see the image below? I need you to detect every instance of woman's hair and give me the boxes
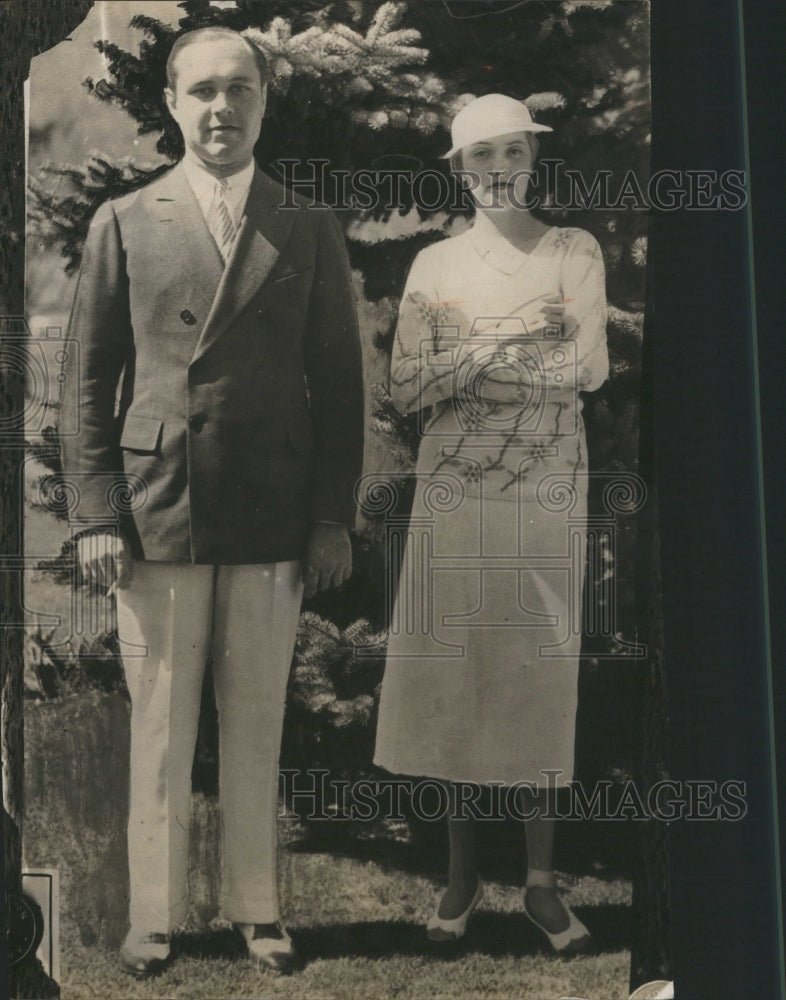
[166,27,269,91]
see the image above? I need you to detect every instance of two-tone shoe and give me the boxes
[119,929,171,978]
[426,877,484,942]
[522,887,590,954]
[234,921,298,973]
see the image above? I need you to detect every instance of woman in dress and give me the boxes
[374,94,609,953]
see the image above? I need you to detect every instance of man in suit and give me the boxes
[60,26,364,976]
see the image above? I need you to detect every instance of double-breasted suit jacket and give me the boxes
[61,163,364,564]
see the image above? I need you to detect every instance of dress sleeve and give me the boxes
[389,247,460,415]
[560,229,609,392]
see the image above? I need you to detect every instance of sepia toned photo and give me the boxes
[6,1,682,997]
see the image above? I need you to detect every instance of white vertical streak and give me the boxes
[99,0,110,71]
[24,75,29,220]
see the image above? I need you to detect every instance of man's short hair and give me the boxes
[166,27,268,91]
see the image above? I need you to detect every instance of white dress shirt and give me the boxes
[182,153,254,228]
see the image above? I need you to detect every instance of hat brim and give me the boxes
[441,123,553,159]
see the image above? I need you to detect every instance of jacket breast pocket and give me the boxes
[270,264,313,285]
[119,413,163,454]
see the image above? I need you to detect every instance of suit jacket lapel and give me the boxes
[191,166,296,363]
[149,164,225,307]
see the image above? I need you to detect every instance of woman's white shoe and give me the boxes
[522,887,590,954]
[426,877,484,942]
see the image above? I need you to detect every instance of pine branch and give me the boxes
[368,382,421,467]
[29,157,172,271]
[128,14,177,46]
[345,229,448,301]
[242,5,429,102]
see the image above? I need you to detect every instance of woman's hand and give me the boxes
[538,294,566,335]
[490,295,567,343]
[76,531,133,594]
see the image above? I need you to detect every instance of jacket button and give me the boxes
[181,309,197,325]
[189,414,206,432]
[257,307,264,319]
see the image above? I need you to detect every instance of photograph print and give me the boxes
[7,1,680,998]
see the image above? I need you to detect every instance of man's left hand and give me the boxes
[303,523,352,598]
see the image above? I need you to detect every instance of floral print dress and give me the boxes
[374,211,609,786]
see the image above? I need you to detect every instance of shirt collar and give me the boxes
[182,153,255,224]
[469,210,542,276]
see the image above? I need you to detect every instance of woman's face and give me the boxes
[459,130,537,210]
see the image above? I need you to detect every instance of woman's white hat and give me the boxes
[442,94,552,159]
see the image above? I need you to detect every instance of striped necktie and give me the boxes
[206,178,237,263]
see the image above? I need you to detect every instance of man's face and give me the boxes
[165,37,266,176]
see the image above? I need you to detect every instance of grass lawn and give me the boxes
[22,508,636,999]
[49,821,632,1000]
[22,667,635,1000]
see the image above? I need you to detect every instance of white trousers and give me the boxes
[115,560,303,931]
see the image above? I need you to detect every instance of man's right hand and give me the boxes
[76,532,133,593]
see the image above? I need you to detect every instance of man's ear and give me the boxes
[164,86,176,115]
[260,83,268,118]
